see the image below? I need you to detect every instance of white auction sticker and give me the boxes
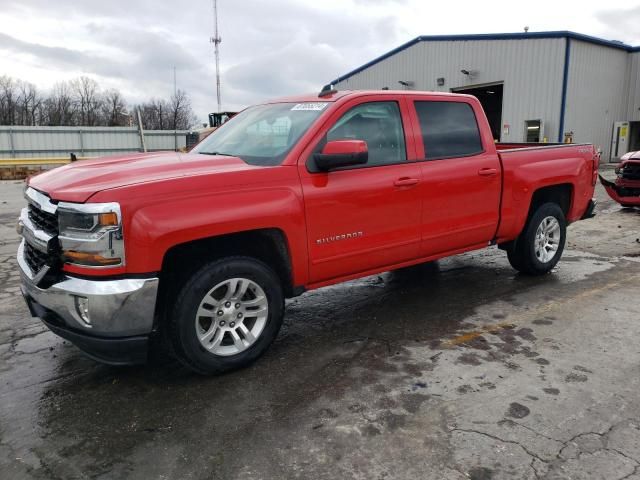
[291,102,329,111]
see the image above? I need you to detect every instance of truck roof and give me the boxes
[263,90,473,104]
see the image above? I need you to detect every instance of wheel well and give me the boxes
[158,229,294,308]
[528,184,573,219]
[499,183,573,252]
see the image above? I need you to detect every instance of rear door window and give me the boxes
[414,101,483,160]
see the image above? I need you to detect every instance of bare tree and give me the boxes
[102,89,128,126]
[44,81,76,126]
[134,98,171,130]
[72,76,102,126]
[0,75,201,128]
[169,89,197,130]
[16,80,41,126]
[0,76,18,125]
[152,98,169,130]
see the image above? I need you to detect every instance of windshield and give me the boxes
[193,102,329,166]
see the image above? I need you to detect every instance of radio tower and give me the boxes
[210,0,222,112]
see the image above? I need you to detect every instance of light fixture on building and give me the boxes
[398,80,414,89]
[437,77,445,86]
[460,69,478,80]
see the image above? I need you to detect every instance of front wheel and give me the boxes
[507,202,567,275]
[169,256,284,374]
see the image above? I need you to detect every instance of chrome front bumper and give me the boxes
[18,240,159,338]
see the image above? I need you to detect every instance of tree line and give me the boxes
[0,75,198,130]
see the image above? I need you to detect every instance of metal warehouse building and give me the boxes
[330,31,640,162]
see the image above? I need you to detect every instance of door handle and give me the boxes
[478,168,498,177]
[394,177,420,187]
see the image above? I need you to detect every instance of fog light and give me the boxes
[74,296,91,326]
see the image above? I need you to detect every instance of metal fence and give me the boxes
[0,126,190,159]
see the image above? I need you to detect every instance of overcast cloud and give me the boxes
[1,0,639,124]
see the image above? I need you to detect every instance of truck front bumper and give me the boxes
[18,241,159,365]
[599,175,640,207]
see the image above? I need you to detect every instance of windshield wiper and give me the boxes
[199,151,235,156]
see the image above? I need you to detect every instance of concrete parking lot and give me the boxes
[1,173,639,480]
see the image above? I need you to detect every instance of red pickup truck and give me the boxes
[17,90,598,374]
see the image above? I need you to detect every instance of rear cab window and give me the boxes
[414,101,484,160]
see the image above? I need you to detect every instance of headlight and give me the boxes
[57,202,124,267]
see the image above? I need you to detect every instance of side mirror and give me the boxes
[314,140,368,171]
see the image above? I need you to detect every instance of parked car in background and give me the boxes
[600,151,640,207]
[17,90,599,374]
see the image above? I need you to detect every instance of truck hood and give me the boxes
[28,152,259,203]
[620,151,640,162]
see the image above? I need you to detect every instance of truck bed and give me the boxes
[496,142,590,152]
[494,142,598,242]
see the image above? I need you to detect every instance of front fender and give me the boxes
[126,187,308,284]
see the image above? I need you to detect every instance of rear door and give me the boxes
[407,97,502,255]
[298,97,423,284]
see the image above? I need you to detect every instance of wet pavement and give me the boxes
[1,174,640,479]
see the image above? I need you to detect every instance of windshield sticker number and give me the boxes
[291,102,329,111]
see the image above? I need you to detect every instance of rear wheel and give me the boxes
[507,203,566,275]
[169,256,284,374]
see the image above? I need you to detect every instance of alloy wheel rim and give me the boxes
[534,216,561,263]
[195,278,268,356]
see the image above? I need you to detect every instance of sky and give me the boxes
[1,0,639,125]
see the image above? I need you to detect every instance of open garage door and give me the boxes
[452,83,503,142]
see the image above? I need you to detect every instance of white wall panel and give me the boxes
[334,37,636,160]
[564,40,629,158]
[335,38,566,143]
[626,52,640,122]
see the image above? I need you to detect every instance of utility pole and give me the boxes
[136,108,147,153]
[173,65,177,151]
[210,0,222,113]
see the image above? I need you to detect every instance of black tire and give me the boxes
[507,202,567,276]
[169,256,284,375]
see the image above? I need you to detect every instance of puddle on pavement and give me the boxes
[556,250,616,281]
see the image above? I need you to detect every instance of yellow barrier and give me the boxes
[0,157,96,167]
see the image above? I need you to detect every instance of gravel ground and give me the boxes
[1,172,640,480]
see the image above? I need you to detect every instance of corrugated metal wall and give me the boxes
[0,126,189,159]
[564,40,629,158]
[335,38,567,143]
[334,37,640,160]
[626,52,640,122]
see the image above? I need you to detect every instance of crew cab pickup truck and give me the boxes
[599,150,640,207]
[17,90,599,374]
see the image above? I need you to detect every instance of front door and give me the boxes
[298,98,423,284]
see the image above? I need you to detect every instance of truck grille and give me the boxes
[28,204,58,236]
[24,242,49,274]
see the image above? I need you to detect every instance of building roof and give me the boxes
[330,31,640,85]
